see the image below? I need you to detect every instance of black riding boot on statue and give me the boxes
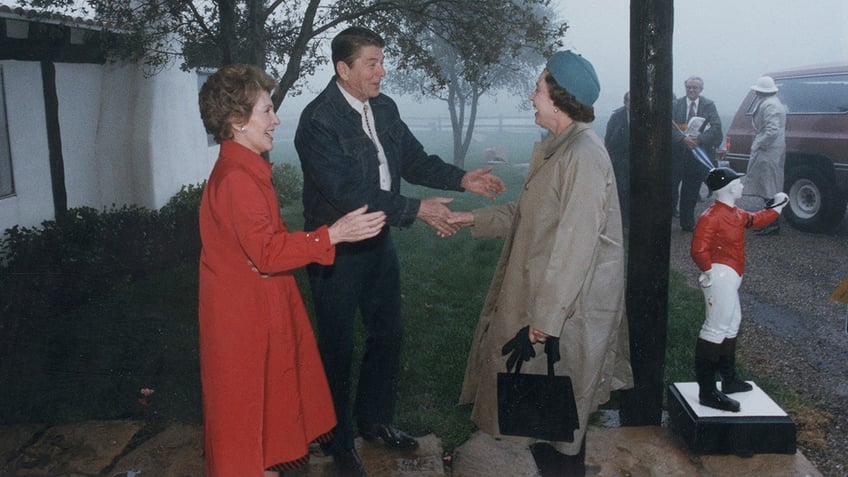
[718,338,753,394]
[695,338,740,412]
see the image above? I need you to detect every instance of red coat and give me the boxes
[198,141,336,476]
[690,200,778,275]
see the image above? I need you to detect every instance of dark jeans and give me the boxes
[308,229,403,453]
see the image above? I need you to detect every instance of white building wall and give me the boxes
[0,59,218,233]
[94,62,145,208]
[0,61,54,229]
[123,63,214,209]
[55,63,110,209]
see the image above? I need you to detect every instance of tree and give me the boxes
[20,0,559,118]
[379,1,566,167]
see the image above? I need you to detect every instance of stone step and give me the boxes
[0,420,821,476]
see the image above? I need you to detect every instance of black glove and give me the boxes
[765,194,789,209]
[501,325,536,372]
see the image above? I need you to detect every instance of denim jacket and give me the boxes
[295,79,466,230]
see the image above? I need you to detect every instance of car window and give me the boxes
[771,73,848,114]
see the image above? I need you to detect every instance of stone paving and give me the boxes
[0,417,821,476]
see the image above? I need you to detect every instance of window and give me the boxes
[0,67,14,198]
[776,73,848,114]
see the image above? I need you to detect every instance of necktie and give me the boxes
[687,101,696,122]
[363,104,377,145]
[363,104,390,191]
[363,104,385,167]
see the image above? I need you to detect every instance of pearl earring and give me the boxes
[554,108,559,113]
[239,126,246,133]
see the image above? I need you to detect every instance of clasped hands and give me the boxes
[417,167,504,237]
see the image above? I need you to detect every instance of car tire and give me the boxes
[783,165,847,233]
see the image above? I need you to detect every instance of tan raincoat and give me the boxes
[459,122,634,455]
[745,94,786,199]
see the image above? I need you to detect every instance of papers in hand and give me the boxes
[685,116,706,136]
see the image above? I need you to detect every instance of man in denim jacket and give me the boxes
[295,26,504,476]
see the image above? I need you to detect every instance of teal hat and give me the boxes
[546,51,600,106]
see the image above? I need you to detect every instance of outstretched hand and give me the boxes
[418,197,460,237]
[461,167,505,200]
[327,205,386,245]
[447,211,474,228]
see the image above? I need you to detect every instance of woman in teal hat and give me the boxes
[453,51,634,476]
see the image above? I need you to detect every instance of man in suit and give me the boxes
[295,26,504,476]
[672,76,723,231]
[605,91,631,227]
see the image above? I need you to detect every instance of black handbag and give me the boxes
[497,336,579,442]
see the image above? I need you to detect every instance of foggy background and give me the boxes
[282,1,848,138]
[560,0,848,119]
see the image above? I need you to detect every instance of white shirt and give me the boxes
[337,82,390,191]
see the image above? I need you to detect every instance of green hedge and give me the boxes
[0,184,203,318]
[0,162,302,322]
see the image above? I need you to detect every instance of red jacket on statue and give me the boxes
[690,201,778,276]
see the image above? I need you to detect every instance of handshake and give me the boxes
[417,198,475,237]
[417,167,505,237]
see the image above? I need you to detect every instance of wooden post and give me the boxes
[41,60,67,218]
[619,0,674,426]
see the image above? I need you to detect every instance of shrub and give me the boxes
[0,183,206,341]
[272,162,302,208]
[155,182,205,269]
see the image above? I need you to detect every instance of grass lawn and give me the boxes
[0,128,810,452]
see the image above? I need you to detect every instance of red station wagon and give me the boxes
[724,63,848,233]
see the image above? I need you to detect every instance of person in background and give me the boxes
[197,64,386,477]
[452,50,633,477]
[604,91,631,227]
[744,75,787,236]
[294,26,504,476]
[690,167,787,412]
[672,76,723,231]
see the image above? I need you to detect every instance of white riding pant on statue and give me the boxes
[698,263,742,344]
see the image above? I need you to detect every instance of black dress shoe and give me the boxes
[332,449,367,477]
[721,378,754,394]
[358,422,419,450]
[699,389,741,412]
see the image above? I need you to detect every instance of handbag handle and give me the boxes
[511,337,561,376]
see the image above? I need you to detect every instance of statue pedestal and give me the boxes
[667,382,796,455]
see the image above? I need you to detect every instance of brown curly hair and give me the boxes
[544,70,595,123]
[198,64,277,143]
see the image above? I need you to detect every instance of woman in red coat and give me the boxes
[197,64,385,476]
